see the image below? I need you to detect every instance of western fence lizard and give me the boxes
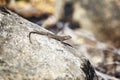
[29,31,72,46]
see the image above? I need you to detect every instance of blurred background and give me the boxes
[0,0,120,79]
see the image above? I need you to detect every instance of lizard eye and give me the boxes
[66,36,71,39]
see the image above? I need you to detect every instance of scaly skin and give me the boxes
[29,31,71,43]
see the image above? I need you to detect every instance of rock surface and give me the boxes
[0,8,98,80]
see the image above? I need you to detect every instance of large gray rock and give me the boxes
[0,8,98,80]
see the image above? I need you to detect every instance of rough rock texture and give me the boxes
[0,8,98,80]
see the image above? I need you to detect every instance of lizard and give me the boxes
[29,31,72,46]
[0,6,11,15]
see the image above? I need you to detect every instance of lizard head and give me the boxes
[63,35,72,40]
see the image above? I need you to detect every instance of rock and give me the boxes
[55,0,120,48]
[0,8,98,80]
